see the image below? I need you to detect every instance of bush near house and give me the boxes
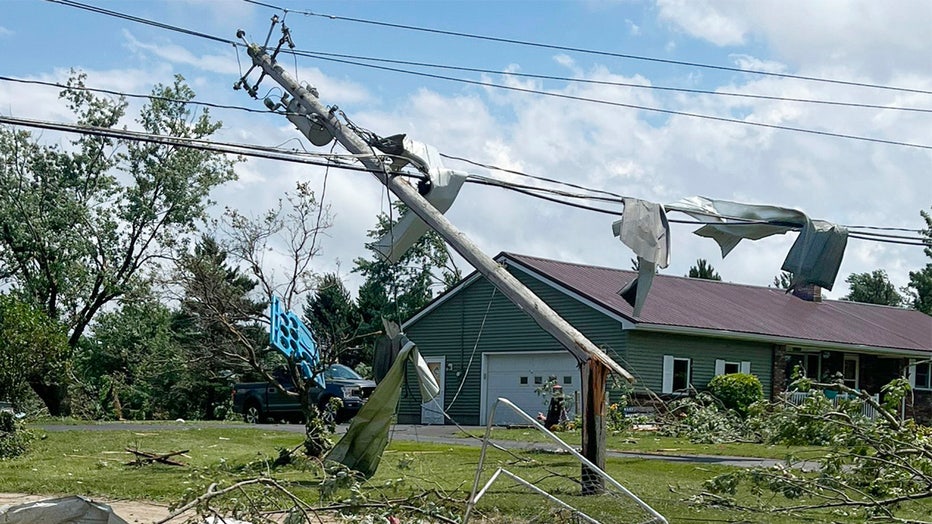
[707,373,763,417]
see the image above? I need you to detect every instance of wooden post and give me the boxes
[580,358,608,494]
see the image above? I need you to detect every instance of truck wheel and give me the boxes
[244,401,264,424]
[317,396,336,425]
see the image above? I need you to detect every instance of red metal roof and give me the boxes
[503,253,932,354]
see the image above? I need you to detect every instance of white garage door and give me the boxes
[483,352,580,426]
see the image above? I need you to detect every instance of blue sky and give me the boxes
[2,0,931,301]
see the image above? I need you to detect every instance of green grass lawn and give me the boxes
[2,426,929,523]
[470,427,823,461]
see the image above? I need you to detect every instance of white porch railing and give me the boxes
[784,390,881,420]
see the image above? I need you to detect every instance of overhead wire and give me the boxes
[1,74,924,238]
[292,50,932,115]
[0,114,388,174]
[0,76,287,117]
[43,0,932,153]
[26,1,932,246]
[243,0,932,97]
[293,52,932,152]
[2,113,928,248]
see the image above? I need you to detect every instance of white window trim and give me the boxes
[843,354,860,389]
[910,359,932,390]
[662,355,691,394]
[714,359,751,376]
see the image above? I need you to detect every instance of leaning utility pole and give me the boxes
[245,42,633,494]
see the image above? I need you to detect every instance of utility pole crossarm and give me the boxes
[247,45,633,383]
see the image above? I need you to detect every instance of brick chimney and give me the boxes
[792,283,822,302]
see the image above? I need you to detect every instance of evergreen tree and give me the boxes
[303,273,365,368]
[354,204,461,348]
[686,259,722,280]
[772,270,793,289]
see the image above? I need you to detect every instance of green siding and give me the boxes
[399,264,774,424]
[400,269,627,424]
[625,330,773,396]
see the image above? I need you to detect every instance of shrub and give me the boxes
[0,411,35,459]
[706,373,763,417]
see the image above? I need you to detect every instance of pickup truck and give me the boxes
[232,364,376,424]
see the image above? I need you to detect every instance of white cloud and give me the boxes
[0,26,13,38]
[122,30,241,76]
[655,0,932,79]
[656,0,749,46]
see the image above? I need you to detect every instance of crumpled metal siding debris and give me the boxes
[0,495,129,524]
[326,329,439,478]
[612,198,670,316]
[614,196,849,315]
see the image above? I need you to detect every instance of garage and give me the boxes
[481,351,581,425]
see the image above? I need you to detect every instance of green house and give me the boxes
[397,253,932,426]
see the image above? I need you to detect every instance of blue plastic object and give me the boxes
[269,296,323,385]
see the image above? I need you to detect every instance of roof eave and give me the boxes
[634,323,931,357]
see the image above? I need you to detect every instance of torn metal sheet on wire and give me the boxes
[371,137,467,263]
[326,320,440,478]
[667,196,848,291]
[613,196,848,316]
[612,198,670,317]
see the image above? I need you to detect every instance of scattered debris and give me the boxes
[125,448,188,467]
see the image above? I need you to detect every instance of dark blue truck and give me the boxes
[232,364,376,423]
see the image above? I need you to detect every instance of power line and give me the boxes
[2,114,927,248]
[298,53,932,152]
[0,114,381,173]
[244,0,932,97]
[294,50,932,115]
[0,76,280,116]
[46,0,236,45]
[46,0,932,152]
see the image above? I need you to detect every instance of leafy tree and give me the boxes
[771,270,793,289]
[0,295,68,409]
[354,204,461,350]
[843,269,903,306]
[686,259,721,280]
[0,73,236,415]
[303,273,367,369]
[906,208,932,315]
[177,185,335,456]
[74,294,184,420]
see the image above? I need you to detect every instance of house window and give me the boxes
[519,376,528,385]
[715,359,751,376]
[786,352,821,380]
[911,360,931,390]
[563,376,572,385]
[843,355,859,389]
[662,355,691,394]
[534,376,543,385]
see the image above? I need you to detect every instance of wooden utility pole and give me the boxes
[246,44,633,492]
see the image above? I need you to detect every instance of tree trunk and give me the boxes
[29,381,71,417]
[580,359,608,495]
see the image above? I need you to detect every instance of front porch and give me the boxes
[772,345,930,424]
